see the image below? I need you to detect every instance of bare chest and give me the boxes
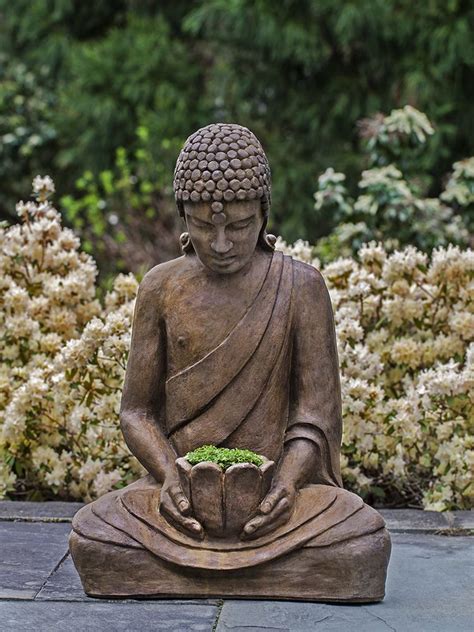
[164,278,257,374]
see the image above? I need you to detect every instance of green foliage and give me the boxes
[0,57,57,218]
[441,157,474,234]
[358,106,436,175]
[185,445,264,470]
[54,13,206,177]
[1,0,473,247]
[184,0,474,241]
[60,126,181,280]
[0,2,208,220]
[313,107,471,262]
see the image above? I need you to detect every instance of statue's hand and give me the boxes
[241,478,297,540]
[159,476,203,540]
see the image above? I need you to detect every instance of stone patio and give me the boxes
[0,502,472,631]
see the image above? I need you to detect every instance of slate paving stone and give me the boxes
[450,510,474,531]
[216,533,474,632]
[0,501,84,522]
[36,552,220,606]
[378,509,449,533]
[0,601,219,632]
[0,522,70,599]
[35,553,94,602]
[1,507,472,630]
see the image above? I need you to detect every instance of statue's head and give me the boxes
[173,123,275,274]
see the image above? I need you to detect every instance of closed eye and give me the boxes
[190,217,211,228]
[229,219,253,230]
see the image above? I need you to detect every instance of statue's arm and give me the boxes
[119,269,175,481]
[285,262,343,487]
[120,268,203,537]
[243,262,342,539]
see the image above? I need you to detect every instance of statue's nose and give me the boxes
[211,229,233,254]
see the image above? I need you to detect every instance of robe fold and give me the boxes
[72,474,386,571]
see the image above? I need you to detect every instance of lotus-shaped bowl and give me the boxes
[175,456,274,538]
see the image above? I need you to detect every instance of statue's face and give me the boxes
[184,199,264,274]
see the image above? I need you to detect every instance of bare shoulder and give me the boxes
[291,258,328,294]
[287,258,334,319]
[139,255,197,294]
[136,255,200,312]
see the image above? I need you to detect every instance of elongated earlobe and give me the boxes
[264,233,277,249]
[179,232,194,254]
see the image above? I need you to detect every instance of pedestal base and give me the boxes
[70,527,391,603]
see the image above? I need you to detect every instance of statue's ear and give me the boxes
[260,231,276,251]
[258,216,276,252]
[179,203,194,254]
[257,198,275,251]
[180,232,194,254]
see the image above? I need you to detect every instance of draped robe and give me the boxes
[165,250,341,485]
[71,251,388,577]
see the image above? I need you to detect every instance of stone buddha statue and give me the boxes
[70,123,391,601]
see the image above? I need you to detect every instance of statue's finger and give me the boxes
[259,486,285,514]
[241,502,290,540]
[245,509,290,539]
[182,517,204,537]
[161,502,203,539]
[169,485,191,515]
[269,497,289,519]
[257,497,289,525]
[243,515,263,535]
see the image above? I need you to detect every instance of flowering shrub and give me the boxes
[277,238,473,511]
[0,180,143,500]
[1,180,472,510]
[314,106,472,261]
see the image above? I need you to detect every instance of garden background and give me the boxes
[0,1,472,511]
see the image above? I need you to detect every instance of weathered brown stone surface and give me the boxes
[70,528,390,602]
[70,123,391,601]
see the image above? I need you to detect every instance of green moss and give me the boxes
[185,445,264,470]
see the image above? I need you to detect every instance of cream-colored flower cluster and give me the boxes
[0,180,143,500]
[274,236,321,269]
[279,240,473,511]
[1,179,472,510]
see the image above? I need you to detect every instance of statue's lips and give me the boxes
[211,255,238,265]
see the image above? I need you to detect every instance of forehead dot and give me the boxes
[211,211,226,225]
[211,201,224,214]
